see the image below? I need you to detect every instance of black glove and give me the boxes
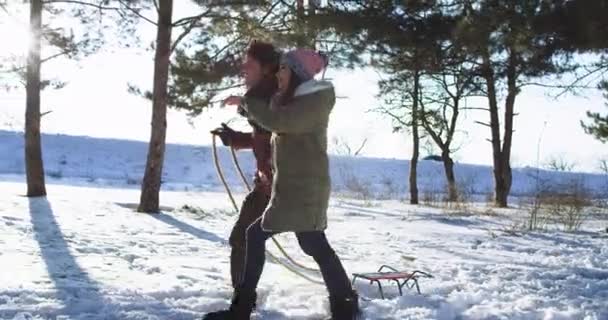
[237,105,248,118]
[210,123,235,147]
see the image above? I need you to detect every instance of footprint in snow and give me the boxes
[121,253,139,264]
[2,216,22,222]
[471,239,483,249]
[146,266,162,274]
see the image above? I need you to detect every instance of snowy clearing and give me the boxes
[1,180,607,320]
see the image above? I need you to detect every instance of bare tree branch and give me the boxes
[209,35,247,61]
[461,107,491,112]
[259,0,283,24]
[172,9,211,27]
[521,64,607,98]
[521,81,593,90]
[206,83,244,92]
[354,138,368,156]
[377,106,408,127]
[475,120,491,127]
[170,10,211,54]
[44,0,120,10]
[198,1,286,62]
[117,0,157,26]
[2,49,72,73]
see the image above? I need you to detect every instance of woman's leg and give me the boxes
[295,231,352,296]
[296,231,359,319]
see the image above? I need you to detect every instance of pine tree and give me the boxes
[151,0,335,119]
[453,1,579,207]
[311,1,454,203]
[137,0,174,213]
[25,0,46,197]
[133,1,279,212]
[418,63,478,202]
[2,0,128,197]
[582,81,608,143]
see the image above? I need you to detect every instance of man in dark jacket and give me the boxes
[211,40,279,288]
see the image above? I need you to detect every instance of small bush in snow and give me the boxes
[443,198,471,214]
[484,192,494,206]
[543,180,591,232]
[502,220,526,236]
[545,155,577,172]
[525,177,593,232]
[421,188,442,207]
[598,159,608,204]
[48,170,63,179]
[455,172,479,204]
[125,175,140,185]
[337,164,372,201]
[445,182,473,213]
[526,194,550,231]
[180,204,209,218]
[380,176,398,199]
[345,175,372,201]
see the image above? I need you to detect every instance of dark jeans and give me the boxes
[239,217,352,297]
[229,187,270,288]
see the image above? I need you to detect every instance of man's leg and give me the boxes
[229,188,269,288]
[203,210,273,320]
[239,217,275,292]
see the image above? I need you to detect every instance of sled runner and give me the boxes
[351,265,433,299]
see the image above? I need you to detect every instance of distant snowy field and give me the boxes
[1,130,607,199]
[1,130,607,320]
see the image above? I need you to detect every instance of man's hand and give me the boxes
[210,123,235,147]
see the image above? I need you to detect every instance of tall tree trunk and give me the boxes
[445,94,460,202]
[482,54,508,208]
[409,70,420,204]
[500,50,518,207]
[138,0,173,213]
[442,150,458,202]
[295,0,307,47]
[25,0,46,197]
[294,0,316,48]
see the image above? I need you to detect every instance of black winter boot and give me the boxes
[327,290,360,320]
[203,289,256,320]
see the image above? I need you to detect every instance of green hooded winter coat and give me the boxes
[240,79,335,232]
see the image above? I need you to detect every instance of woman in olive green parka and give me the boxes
[243,75,334,233]
[203,49,359,320]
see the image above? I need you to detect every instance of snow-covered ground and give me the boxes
[1,180,607,320]
[1,130,608,320]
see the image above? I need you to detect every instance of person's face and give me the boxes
[276,64,292,93]
[241,54,263,89]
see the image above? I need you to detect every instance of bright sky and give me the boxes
[1,3,607,173]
